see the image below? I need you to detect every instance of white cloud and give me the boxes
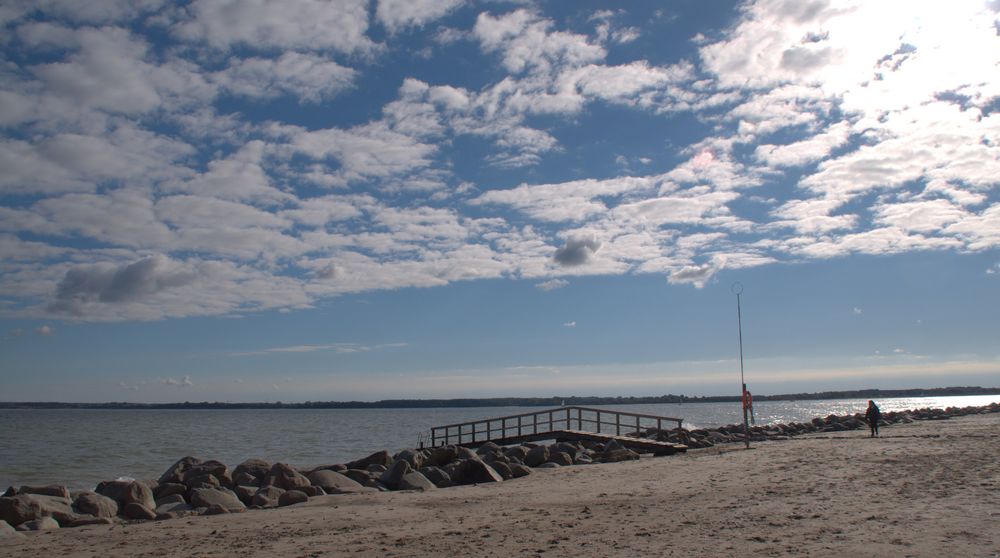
[853,307,863,315]
[535,278,568,291]
[562,321,576,327]
[173,0,376,54]
[376,0,463,33]
[214,52,357,103]
[35,325,54,335]
[553,233,602,266]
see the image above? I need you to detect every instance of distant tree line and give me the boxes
[2,386,998,410]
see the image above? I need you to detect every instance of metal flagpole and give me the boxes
[732,282,750,449]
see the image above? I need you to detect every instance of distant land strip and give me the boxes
[2,386,999,410]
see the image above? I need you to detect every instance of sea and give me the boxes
[3,394,999,491]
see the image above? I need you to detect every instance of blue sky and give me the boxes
[1,0,998,403]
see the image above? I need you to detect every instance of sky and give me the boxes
[0,0,998,403]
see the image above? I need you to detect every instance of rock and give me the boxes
[74,492,119,518]
[233,485,258,506]
[425,446,459,467]
[394,449,425,470]
[19,485,70,499]
[0,520,22,538]
[574,453,594,465]
[183,474,220,490]
[96,481,155,511]
[524,446,549,467]
[154,494,186,507]
[346,450,392,470]
[509,464,532,478]
[379,460,413,490]
[417,467,453,488]
[153,483,187,500]
[264,463,311,491]
[232,459,270,486]
[182,460,231,488]
[67,516,115,527]
[299,486,325,497]
[489,461,513,480]
[1,487,15,498]
[476,442,502,456]
[154,501,193,515]
[342,469,373,485]
[366,464,387,474]
[188,488,245,513]
[0,494,75,526]
[277,490,309,507]
[536,462,561,468]
[553,442,581,459]
[122,503,157,521]
[503,446,529,463]
[158,456,202,485]
[459,459,504,485]
[204,504,230,515]
[547,451,574,467]
[307,470,366,494]
[21,517,59,531]
[398,472,436,491]
[601,448,640,463]
[456,447,479,460]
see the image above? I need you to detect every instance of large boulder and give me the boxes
[264,463,311,491]
[277,490,308,507]
[0,520,23,538]
[0,494,75,526]
[342,469,373,485]
[509,464,532,478]
[418,467,453,488]
[379,460,413,490]
[122,503,157,521]
[524,446,549,467]
[489,461,513,480]
[425,446,458,467]
[398,472,436,491]
[393,449,425,470]
[546,452,574,467]
[450,459,503,485]
[307,470,367,494]
[233,485,258,506]
[74,492,119,518]
[182,460,231,488]
[251,486,284,508]
[232,459,271,487]
[346,450,392,470]
[19,485,70,499]
[188,488,245,513]
[153,483,187,500]
[158,456,202,485]
[96,481,155,511]
[503,445,529,463]
[21,516,60,531]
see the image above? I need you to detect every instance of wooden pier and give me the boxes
[429,406,688,455]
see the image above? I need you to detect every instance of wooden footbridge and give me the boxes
[428,406,688,456]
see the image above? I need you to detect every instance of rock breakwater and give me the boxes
[2,402,997,534]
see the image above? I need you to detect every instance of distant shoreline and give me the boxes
[2,386,998,410]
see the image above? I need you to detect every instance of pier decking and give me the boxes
[429,406,688,455]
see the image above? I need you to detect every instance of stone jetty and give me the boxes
[1,401,998,534]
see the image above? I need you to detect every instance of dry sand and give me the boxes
[5,412,999,557]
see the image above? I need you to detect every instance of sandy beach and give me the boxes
[4,412,999,557]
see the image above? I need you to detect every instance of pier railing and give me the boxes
[429,406,683,447]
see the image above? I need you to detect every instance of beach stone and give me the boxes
[366,464,388,473]
[68,516,115,527]
[456,446,479,460]
[21,516,60,531]
[425,446,459,467]
[1,487,15,498]
[503,446,529,462]
[460,459,504,485]
[379,460,413,490]
[182,460,231,488]
[476,442,502,455]
[574,453,594,465]
[398,472,436,491]
[347,450,392,470]
[394,449,426,470]
[188,488,245,512]
[232,459,270,485]
[233,472,259,487]
[536,462,561,468]
[183,474,220,490]
[264,463,311,491]
[19,485,70,499]
[154,494,186,507]
[277,490,309,507]
[547,451,574,467]
[0,494,75,526]
[74,492,119,518]
[489,461,513,480]
[509,464,532,478]
[96,480,155,511]
[342,469,373,485]
[123,503,157,521]
[233,485,258,505]
[154,501,193,515]
[554,442,581,459]
[299,486,325,497]
[158,456,202,485]
[0,520,22,538]
[601,448,640,462]
[204,504,231,515]
[153,483,187,500]
[418,467,453,488]
[307,470,366,494]
[524,446,549,467]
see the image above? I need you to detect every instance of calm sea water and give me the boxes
[3,395,998,490]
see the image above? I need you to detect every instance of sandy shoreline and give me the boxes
[4,412,999,557]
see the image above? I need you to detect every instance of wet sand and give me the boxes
[5,412,999,557]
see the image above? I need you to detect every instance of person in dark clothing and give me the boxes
[865,400,881,437]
